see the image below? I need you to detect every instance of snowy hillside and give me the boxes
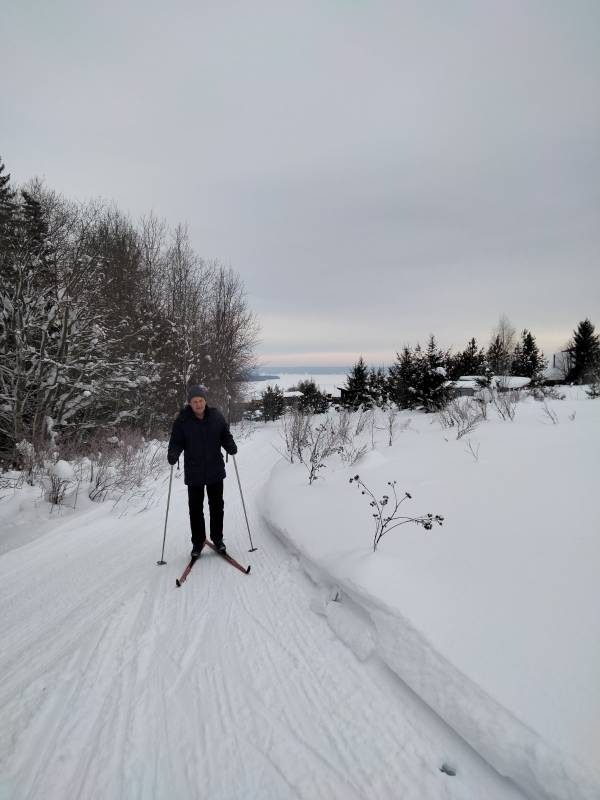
[0,387,598,800]
[260,386,600,800]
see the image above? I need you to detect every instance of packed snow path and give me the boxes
[0,434,526,800]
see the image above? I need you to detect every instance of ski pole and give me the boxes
[232,454,257,552]
[226,394,231,463]
[157,464,174,565]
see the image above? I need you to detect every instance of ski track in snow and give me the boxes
[0,433,527,800]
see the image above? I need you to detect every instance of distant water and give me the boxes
[245,368,350,399]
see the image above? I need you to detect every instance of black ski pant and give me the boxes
[187,481,224,548]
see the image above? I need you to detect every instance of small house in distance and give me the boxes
[448,377,480,397]
[447,376,531,398]
[283,390,303,409]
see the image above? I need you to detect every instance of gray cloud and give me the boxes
[2,0,599,364]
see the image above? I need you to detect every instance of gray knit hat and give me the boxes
[187,384,208,402]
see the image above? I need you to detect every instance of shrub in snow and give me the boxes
[279,408,312,464]
[493,389,520,421]
[530,386,566,401]
[45,459,77,506]
[87,436,165,503]
[383,404,400,447]
[464,438,480,462]
[338,440,368,466]
[281,409,372,474]
[540,402,559,425]
[438,399,484,439]
[16,440,36,483]
[51,459,76,482]
[349,475,444,552]
[305,422,340,485]
[585,373,600,399]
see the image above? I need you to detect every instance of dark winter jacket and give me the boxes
[167,405,237,486]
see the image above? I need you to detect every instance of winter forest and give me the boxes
[0,155,259,465]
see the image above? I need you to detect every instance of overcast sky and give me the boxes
[2,0,599,366]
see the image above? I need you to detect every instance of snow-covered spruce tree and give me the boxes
[449,337,486,379]
[567,319,600,385]
[486,335,504,375]
[0,156,17,253]
[387,346,419,409]
[343,357,372,409]
[511,329,547,384]
[411,335,452,411]
[261,384,284,421]
[367,367,388,407]
[387,339,451,411]
[295,379,329,414]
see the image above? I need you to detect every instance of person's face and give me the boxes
[190,396,206,416]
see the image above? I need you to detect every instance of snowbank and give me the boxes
[258,391,600,800]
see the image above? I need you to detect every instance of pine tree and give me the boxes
[296,379,329,414]
[387,346,418,408]
[261,384,284,421]
[343,357,371,408]
[20,190,48,253]
[367,367,388,407]
[0,156,17,263]
[512,329,547,383]
[568,319,600,384]
[413,335,451,411]
[0,157,15,223]
[452,337,486,378]
[387,339,450,411]
[487,335,508,375]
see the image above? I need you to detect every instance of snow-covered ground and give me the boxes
[259,386,600,800]
[0,386,597,799]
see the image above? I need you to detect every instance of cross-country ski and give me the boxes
[175,554,201,587]
[204,539,251,574]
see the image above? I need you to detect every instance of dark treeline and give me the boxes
[0,157,258,462]
[340,315,599,412]
[259,318,598,421]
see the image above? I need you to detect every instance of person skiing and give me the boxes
[167,385,238,558]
